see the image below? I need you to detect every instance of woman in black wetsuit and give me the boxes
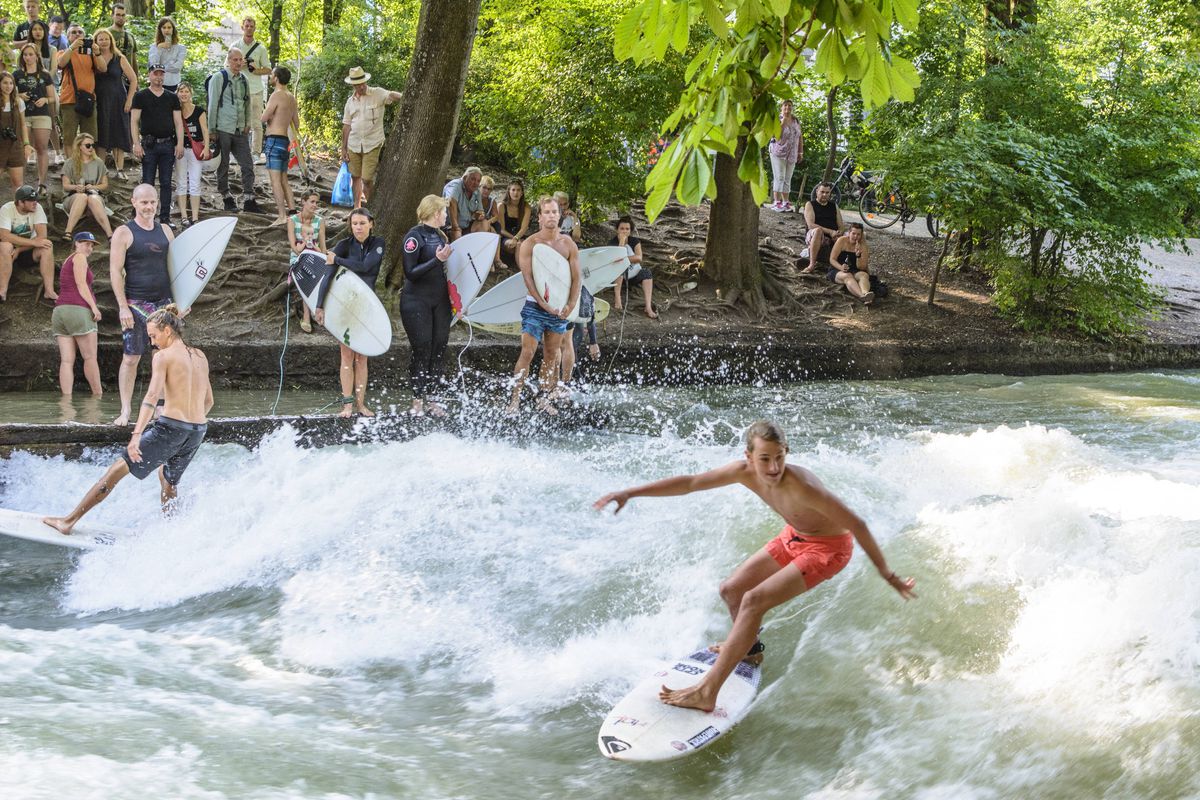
[315,207,385,417]
[399,194,454,416]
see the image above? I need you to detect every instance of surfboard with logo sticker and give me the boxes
[442,231,497,323]
[291,249,391,356]
[167,216,237,313]
[597,648,761,762]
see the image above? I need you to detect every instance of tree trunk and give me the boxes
[822,86,839,182]
[127,0,151,18]
[164,0,175,16]
[268,0,283,65]
[375,0,483,291]
[703,138,763,310]
[322,0,345,40]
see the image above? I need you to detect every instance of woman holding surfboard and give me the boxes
[316,207,384,418]
[399,194,454,416]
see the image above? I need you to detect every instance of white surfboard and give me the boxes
[578,247,631,293]
[623,244,641,279]
[597,648,762,762]
[472,298,609,336]
[445,231,498,323]
[0,508,126,551]
[290,249,392,356]
[532,243,580,322]
[462,272,527,325]
[167,216,238,312]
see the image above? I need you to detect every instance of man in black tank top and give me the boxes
[801,181,843,273]
[109,184,176,425]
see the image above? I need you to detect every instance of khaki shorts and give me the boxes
[26,115,52,131]
[348,146,382,182]
[52,304,97,337]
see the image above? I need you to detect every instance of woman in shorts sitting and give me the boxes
[51,232,103,396]
[61,133,113,239]
[827,223,874,304]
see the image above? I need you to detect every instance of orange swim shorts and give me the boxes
[765,526,854,590]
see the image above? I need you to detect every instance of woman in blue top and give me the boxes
[399,194,454,416]
[315,207,384,417]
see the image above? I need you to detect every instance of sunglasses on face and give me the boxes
[80,142,94,149]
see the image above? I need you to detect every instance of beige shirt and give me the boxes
[342,86,390,153]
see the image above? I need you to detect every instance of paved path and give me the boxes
[839,209,1199,311]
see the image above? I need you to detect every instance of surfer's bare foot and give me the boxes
[643,307,658,319]
[708,640,765,666]
[356,406,375,417]
[659,682,717,713]
[427,401,447,418]
[113,411,130,426]
[269,216,287,227]
[536,397,559,416]
[504,397,520,416]
[408,400,425,416]
[42,516,76,536]
[337,404,353,418]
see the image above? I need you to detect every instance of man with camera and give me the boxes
[0,185,55,303]
[57,22,99,153]
[131,63,183,228]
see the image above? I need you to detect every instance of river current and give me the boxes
[2,372,1198,799]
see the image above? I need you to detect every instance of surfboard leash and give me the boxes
[271,289,291,416]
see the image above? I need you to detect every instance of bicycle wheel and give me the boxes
[926,214,941,238]
[859,187,904,229]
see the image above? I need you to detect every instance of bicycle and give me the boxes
[818,156,941,237]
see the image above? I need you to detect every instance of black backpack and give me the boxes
[205,69,231,114]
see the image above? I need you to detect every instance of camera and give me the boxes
[81,36,93,54]
[1,127,18,142]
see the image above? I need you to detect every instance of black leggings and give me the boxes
[400,291,451,399]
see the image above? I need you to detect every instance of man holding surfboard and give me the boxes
[594,420,916,713]
[506,196,581,415]
[43,304,212,537]
[111,184,175,426]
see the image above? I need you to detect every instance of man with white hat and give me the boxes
[340,66,401,207]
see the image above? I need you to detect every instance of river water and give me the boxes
[2,372,1198,799]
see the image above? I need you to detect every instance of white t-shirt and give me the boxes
[0,201,47,238]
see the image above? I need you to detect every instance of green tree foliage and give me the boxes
[462,0,684,213]
[615,0,921,220]
[862,0,1199,337]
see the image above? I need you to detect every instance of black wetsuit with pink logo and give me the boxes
[399,223,451,400]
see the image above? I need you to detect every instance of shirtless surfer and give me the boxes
[261,65,300,226]
[43,305,213,535]
[505,196,581,416]
[593,420,916,712]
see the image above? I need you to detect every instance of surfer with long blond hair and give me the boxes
[43,304,212,536]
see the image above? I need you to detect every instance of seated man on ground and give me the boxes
[443,166,487,241]
[800,181,843,274]
[0,184,55,301]
[827,222,874,304]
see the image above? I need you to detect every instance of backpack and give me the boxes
[205,69,231,116]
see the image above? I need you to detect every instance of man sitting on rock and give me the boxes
[800,181,843,274]
[0,184,55,302]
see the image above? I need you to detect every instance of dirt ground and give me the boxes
[0,157,1196,386]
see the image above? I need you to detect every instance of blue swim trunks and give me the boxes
[264,134,289,171]
[520,300,568,342]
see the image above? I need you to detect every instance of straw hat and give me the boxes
[344,66,371,85]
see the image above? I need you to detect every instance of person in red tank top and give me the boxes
[51,231,102,395]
